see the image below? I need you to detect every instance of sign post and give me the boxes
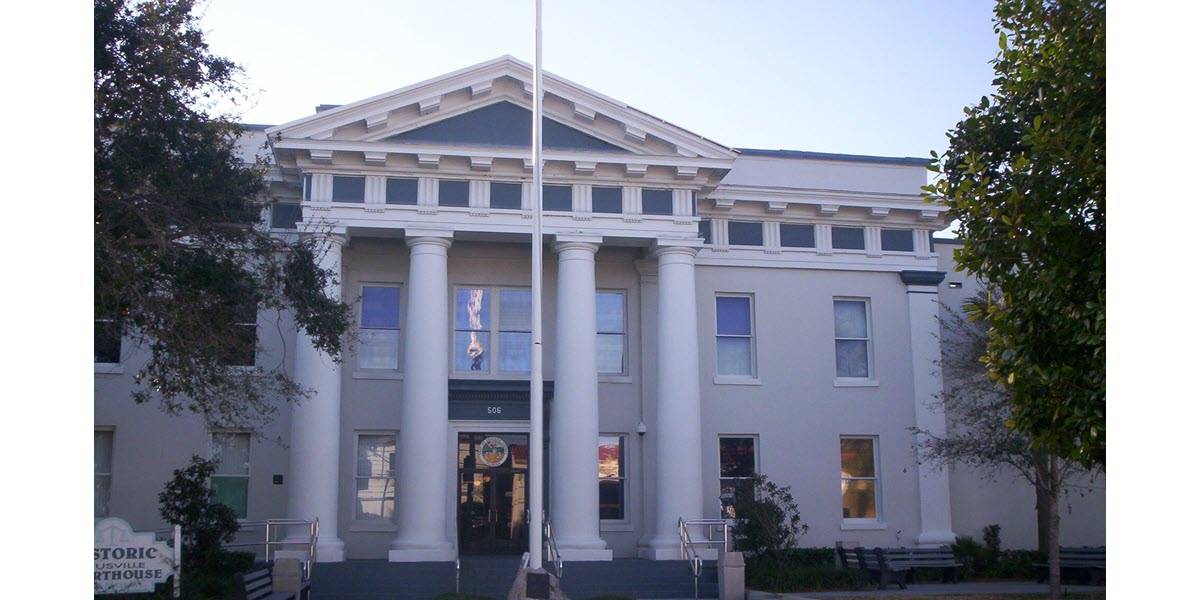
[94,517,179,595]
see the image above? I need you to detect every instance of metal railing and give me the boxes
[159,518,320,581]
[678,517,734,599]
[543,510,563,581]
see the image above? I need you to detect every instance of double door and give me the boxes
[457,432,529,554]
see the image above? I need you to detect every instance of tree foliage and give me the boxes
[925,0,1105,468]
[158,456,240,568]
[730,474,808,559]
[95,0,351,428]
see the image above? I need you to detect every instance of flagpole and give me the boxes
[528,0,545,572]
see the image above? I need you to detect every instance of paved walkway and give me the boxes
[747,581,1105,599]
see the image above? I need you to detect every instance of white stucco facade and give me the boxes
[93,57,1104,562]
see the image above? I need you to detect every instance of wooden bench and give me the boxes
[235,562,311,600]
[1036,546,1105,586]
[889,547,963,583]
[837,546,911,589]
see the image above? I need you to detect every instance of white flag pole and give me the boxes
[528,0,545,572]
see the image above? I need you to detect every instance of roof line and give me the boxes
[735,147,929,166]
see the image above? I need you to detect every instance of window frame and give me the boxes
[595,289,628,377]
[598,434,628,525]
[385,177,419,205]
[94,317,122,366]
[489,181,523,210]
[714,293,758,382]
[223,302,258,368]
[641,188,673,216]
[779,223,817,249]
[591,186,623,214]
[331,175,366,203]
[542,184,573,212]
[269,202,303,230]
[352,431,399,530]
[831,226,867,251]
[356,282,404,373]
[438,179,470,208]
[727,221,765,247]
[718,434,759,518]
[880,228,915,253]
[95,428,114,519]
[209,430,251,520]
[839,435,884,527]
[452,285,534,378]
[832,297,875,384]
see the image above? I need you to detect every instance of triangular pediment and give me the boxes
[385,101,629,152]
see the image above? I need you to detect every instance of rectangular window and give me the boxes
[359,285,402,370]
[641,189,673,215]
[222,301,257,367]
[831,226,866,250]
[355,434,397,522]
[95,430,113,518]
[543,184,572,211]
[439,180,470,207]
[881,228,915,252]
[211,432,250,519]
[95,318,122,364]
[698,219,712,244]
[490,182,523,210]
[728,221,764,246]
[833,299,871,379]
[270,203,302,229]
[840,436,880,521]
[591,186,622,214]
[780,223,816,248]
[596,291,626,374]
[719,436,757,517]
[715,295,755,377]
[386,178,418,205]
[599,435,626,520]
[454,288,491,372]
[497,289,532,373]
[303,174,312,201]
[332,175,366,202]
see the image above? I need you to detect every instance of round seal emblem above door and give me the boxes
[477,436,510,468]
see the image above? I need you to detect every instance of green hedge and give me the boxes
[744,551,864,593]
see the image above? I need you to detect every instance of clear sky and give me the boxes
[198,0,998,159]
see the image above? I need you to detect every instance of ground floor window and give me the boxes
[719,436,757,517]
[95,430,113,518]
[210,432,250,519]
[355,433,398,522]
[840,436,881,522]
[598,435,626,520]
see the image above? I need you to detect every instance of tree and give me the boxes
[158,456,240,569]
[95,0,351,428]
[913,291,1100,599]
[730,474,809,594]
[925,0,1105,470]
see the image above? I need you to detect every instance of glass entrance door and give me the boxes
[457,432,529,554]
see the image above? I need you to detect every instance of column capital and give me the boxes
[297,227,349,246]
[653,244,700,260]
[404,231,454,251]
[899,270,946,287]
[553,240,601,255]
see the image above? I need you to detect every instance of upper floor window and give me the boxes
[840,436,881,522]
[439,180,469,207]
[95,318,122,364]
[641,189,673,216]
[332,176,365,202]
[698,220,713,244]
[596,291,626,375]
[833,299,872,379]
[355,433,397,523]
[780,223,816,248]
[881,228,915,252]
[359,285,402,370]
[270,203,302,229]
[490,182,523,210]
[454,287,532,374]
[211,431,250,519]
[715,295,755,377]
[222,301,257,367]
[831,226,866,250]
[95,430,113,518]
[591,186,622,214]
[719,436,757,517]
[599,435,626,521]
[728,221,764,247]
[303,174,312,201]
[543,184,572,211]
[386,178,418,205]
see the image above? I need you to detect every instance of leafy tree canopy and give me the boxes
[926,0,1105,468]
[95,0,351,428]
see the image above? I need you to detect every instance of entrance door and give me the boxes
[457,432,529,554]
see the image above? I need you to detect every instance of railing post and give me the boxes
[173,524,182,600]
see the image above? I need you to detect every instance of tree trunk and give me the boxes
[1034,452,1054,554]
[1044,458,1063,600]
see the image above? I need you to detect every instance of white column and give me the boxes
[287,232,347,562]
[389,233,456,562]
[901,270,957,547]
[641,243,705,559]
[550,238,612,561]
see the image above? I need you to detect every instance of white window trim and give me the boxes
[715,293,758,380]
[718,434,759,518]
[209,430,251,521]
[596,289,629,378]
[95,428,115,519]
[599,433,631,530]
[452,285,533,378]
[839,435,884,527]
[833,297,875,383]
[487,179,525,211]
[356,282,404,374]
[880,228,916,254]
[351,431,400,532]
[727,221,766,248]
[830,226,869,253]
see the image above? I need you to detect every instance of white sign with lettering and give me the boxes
[94,518,177,594]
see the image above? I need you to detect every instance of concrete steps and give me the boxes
[310,556,718,599]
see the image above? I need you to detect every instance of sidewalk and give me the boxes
[747,581,1106,599]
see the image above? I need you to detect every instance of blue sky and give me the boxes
[199,0,998,159]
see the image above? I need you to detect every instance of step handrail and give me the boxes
[543,510,563,581]
[678,518,703,599]
[155,517,319,581]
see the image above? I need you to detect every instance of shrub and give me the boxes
[745,553,864,593]
[158,455,240,570]
[730,474,808,559]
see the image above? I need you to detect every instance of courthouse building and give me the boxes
[94,56,1104,562]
